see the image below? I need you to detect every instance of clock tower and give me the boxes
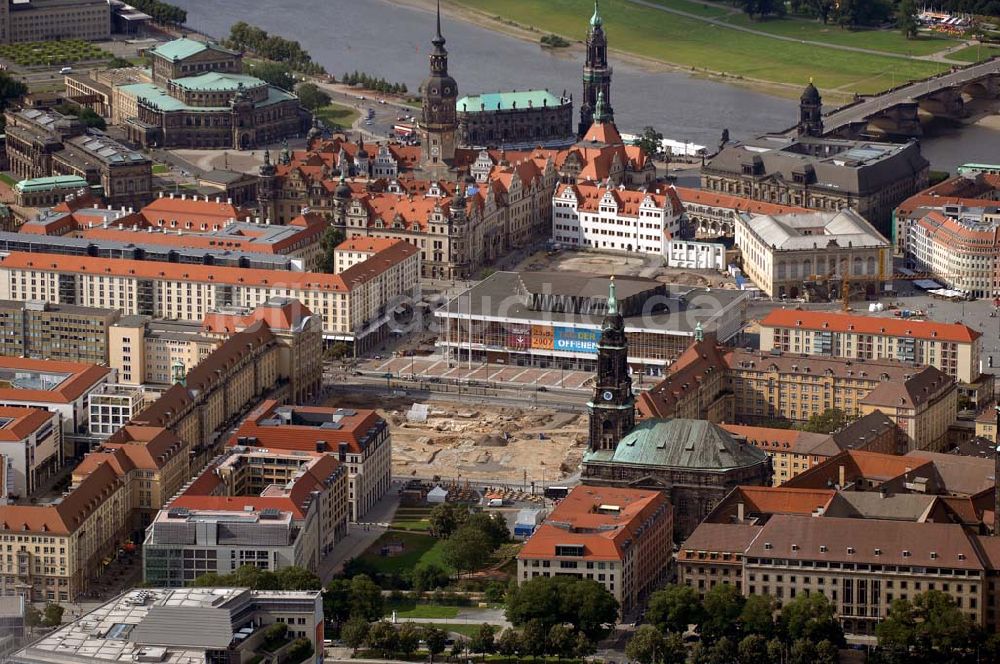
[588,276,635,453]
[420,0,458,172]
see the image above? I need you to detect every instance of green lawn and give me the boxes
[450,0,949,93]
[717,15,962,56]
[413,622,482,638]
[0,39,110,66]
[391,507,434,532]
[948,44,1000,63]
[387,599,462,619]
[357,531,451,574]
[315,103,359,129]
[0,173,17,187]
[644,0,733,19]
[152,164,169,174]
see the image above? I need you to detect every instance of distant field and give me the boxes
[315,102,360,129]
[450,0,950,93]
[948,44,1000,62]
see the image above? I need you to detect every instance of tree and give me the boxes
[519,620,547,659]
[465,511,511,548]
[789,638,817,664]
[633,126,663,158]
[877,590,975,660]
[737,634,769,664]
[814,640,839,664]
[739,594,776,639]
[451,637,468,658]
[253,61,296,91]
[42,603,64,627]
[412,562,450,591]
[707,637,737,664]
[443,523,494,576]
[397,623,421,657]
[342,617,369,655]
[425,627,449,662]
[497,628,520,662]
[779,592,845,647]
[24,604,42,630]
[366,621,399,658]
[296,82,331,111]
[324,578,352,624]
[428,501,464,538]
[349,574,385,622]
[798,408,850,434]
[574,630,599,659]
[505,576,619,641]
[645,585,705,634]
[625,625,664,664]
[701,583,744,640]
[318,225,345,274]
[0,70,26,131]
[53,103,106,131]
[766,638,784,663]
[470,623,497,660]
[897,0,919,38]
[274,566,321,590]
[546,624,574,660]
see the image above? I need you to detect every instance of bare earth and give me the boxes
[325,393,585,485]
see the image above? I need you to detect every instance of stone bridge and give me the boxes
[788,57,1000,139]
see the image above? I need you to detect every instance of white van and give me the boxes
[59,66,72,74]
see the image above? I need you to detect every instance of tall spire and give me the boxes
[590,0,602,27]
[433,0,445,49]
[607,275,617,316]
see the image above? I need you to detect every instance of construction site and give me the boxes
[324,391,587,487]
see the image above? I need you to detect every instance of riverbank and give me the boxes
[391,0,959,102]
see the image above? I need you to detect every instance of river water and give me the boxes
[171,0,998,171]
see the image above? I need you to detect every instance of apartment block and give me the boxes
[144,446,349,586]
[109,317,219,386]
[0,238,420,349]
[517,485,671,615]
[88,383,147,438]
[230,399,390,521]
[760,309,984,389]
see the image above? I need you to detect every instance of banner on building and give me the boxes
[553,326,600,354]
[530,324,553,350]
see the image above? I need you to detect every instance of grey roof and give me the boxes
[64,133,148,165]
[822,492,938,521]
[517,271,661,301]
[705,135,929,196]
[742,209,889,250]
[438,271,745,336]
[830,411,897,451]
[585,418,770,471]
[132,605,234,649]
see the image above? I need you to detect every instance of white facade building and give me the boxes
[88,384,147,438]
[552,183,683,257]
[666,240,727,271]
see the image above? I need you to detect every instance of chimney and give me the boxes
[838,464,845,488]
[737,501,744,523]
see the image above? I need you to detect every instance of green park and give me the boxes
[0,39,111,67]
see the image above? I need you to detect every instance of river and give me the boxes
[171,0,998,172]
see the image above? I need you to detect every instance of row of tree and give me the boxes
[223,22,325,75]
[340,71,408,95]
[128,0,186,26]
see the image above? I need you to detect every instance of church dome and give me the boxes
[801,80,821,103]
[598,418,770,471]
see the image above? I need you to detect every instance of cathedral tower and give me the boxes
[420,0,458,171]
[579,1,613,137]
[798,78,823,137]
[588,277,635,452]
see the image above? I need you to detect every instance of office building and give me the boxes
[0,356,112,438]
[229,400,390,521]
[0,0,110,44]
[144,446,348,585]
[9,587,323,664]
[517,485,671,615]
[88,384,147,438]
[0,300,119,365]
[0,407,60,498]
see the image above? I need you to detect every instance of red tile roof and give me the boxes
[760,308,981,343]
[229,399,383,454]
[518,485,669,561]
[674,187,810,216]
[0,356,110,404]
[0,407,55,441]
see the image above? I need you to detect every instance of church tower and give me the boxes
[420,0,458,172]
[798,78,823,137]
[588,277,635,452]
[579,0,613,137]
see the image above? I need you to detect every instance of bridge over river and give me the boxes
[786,58,1000,138]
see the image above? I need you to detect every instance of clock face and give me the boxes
[431,146,440,156]
[602,390,613,401]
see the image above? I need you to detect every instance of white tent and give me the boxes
[426,485,449,504]
[407,403,429,423]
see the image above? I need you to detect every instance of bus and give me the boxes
[544,486,570,500]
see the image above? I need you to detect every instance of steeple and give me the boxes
[607,274,617,315]
[798,77,823,137]
[594,91,609,124]
[590,0,602,27]
[433,0,446,52]
[420,0,458,169]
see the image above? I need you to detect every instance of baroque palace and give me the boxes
[257,1,655,280]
